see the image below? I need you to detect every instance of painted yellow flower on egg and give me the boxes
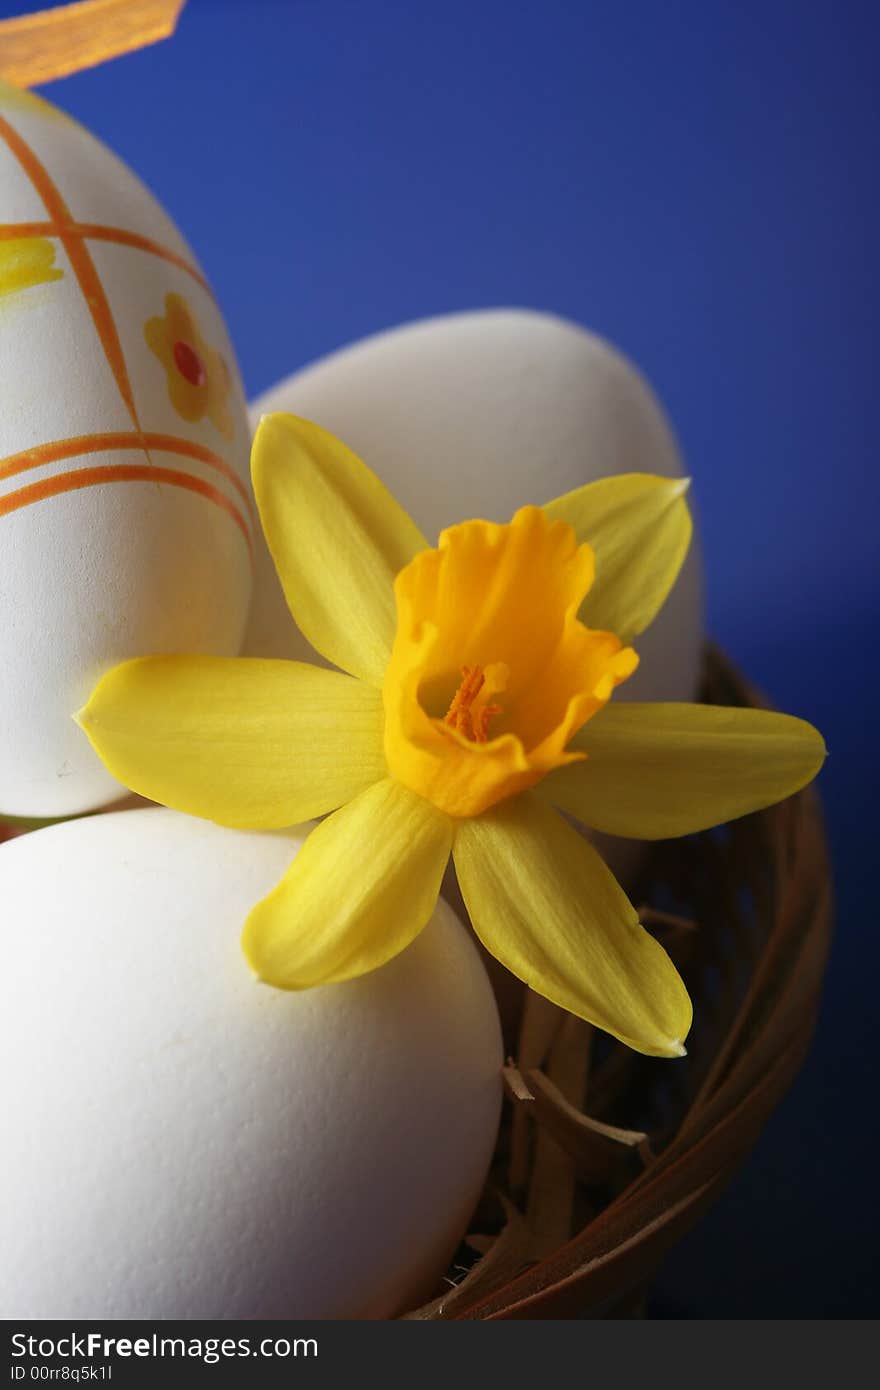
[144,291,234,439]
[78,415,825,1058]
[0,236,63,297]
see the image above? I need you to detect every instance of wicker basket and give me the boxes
[407,643,833,1319]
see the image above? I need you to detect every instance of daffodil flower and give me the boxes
[78,415,825,1058]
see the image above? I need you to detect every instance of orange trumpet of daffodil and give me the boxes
[77,415,825,1058]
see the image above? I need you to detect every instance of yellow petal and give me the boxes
[454,794,691,1057]
[242,778,454,988]
[77,655,386,828]
[252,413,427,685]
[543,701,826,839]
[544,473,692,642]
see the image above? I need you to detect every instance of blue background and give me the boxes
[10,0,877,1315]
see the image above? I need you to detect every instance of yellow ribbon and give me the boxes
[0,0,186,87]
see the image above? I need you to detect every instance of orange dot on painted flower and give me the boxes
[173,340,206,387]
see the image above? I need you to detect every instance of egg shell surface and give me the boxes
[0,83,253,819]
[245,309,703,706]
[0,808,503,1320]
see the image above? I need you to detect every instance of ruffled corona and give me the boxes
[383,507,638,817]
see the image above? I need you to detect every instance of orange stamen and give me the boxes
[444,666,501,743]
[474,703,502,743]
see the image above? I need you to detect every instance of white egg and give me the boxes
[0,808,502,1320]
[245,309,703,706]
[0,83,253,819]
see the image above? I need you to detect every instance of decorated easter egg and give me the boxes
[246,309,703,705]
[0,83,253,819]
[0,808,503,1320]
